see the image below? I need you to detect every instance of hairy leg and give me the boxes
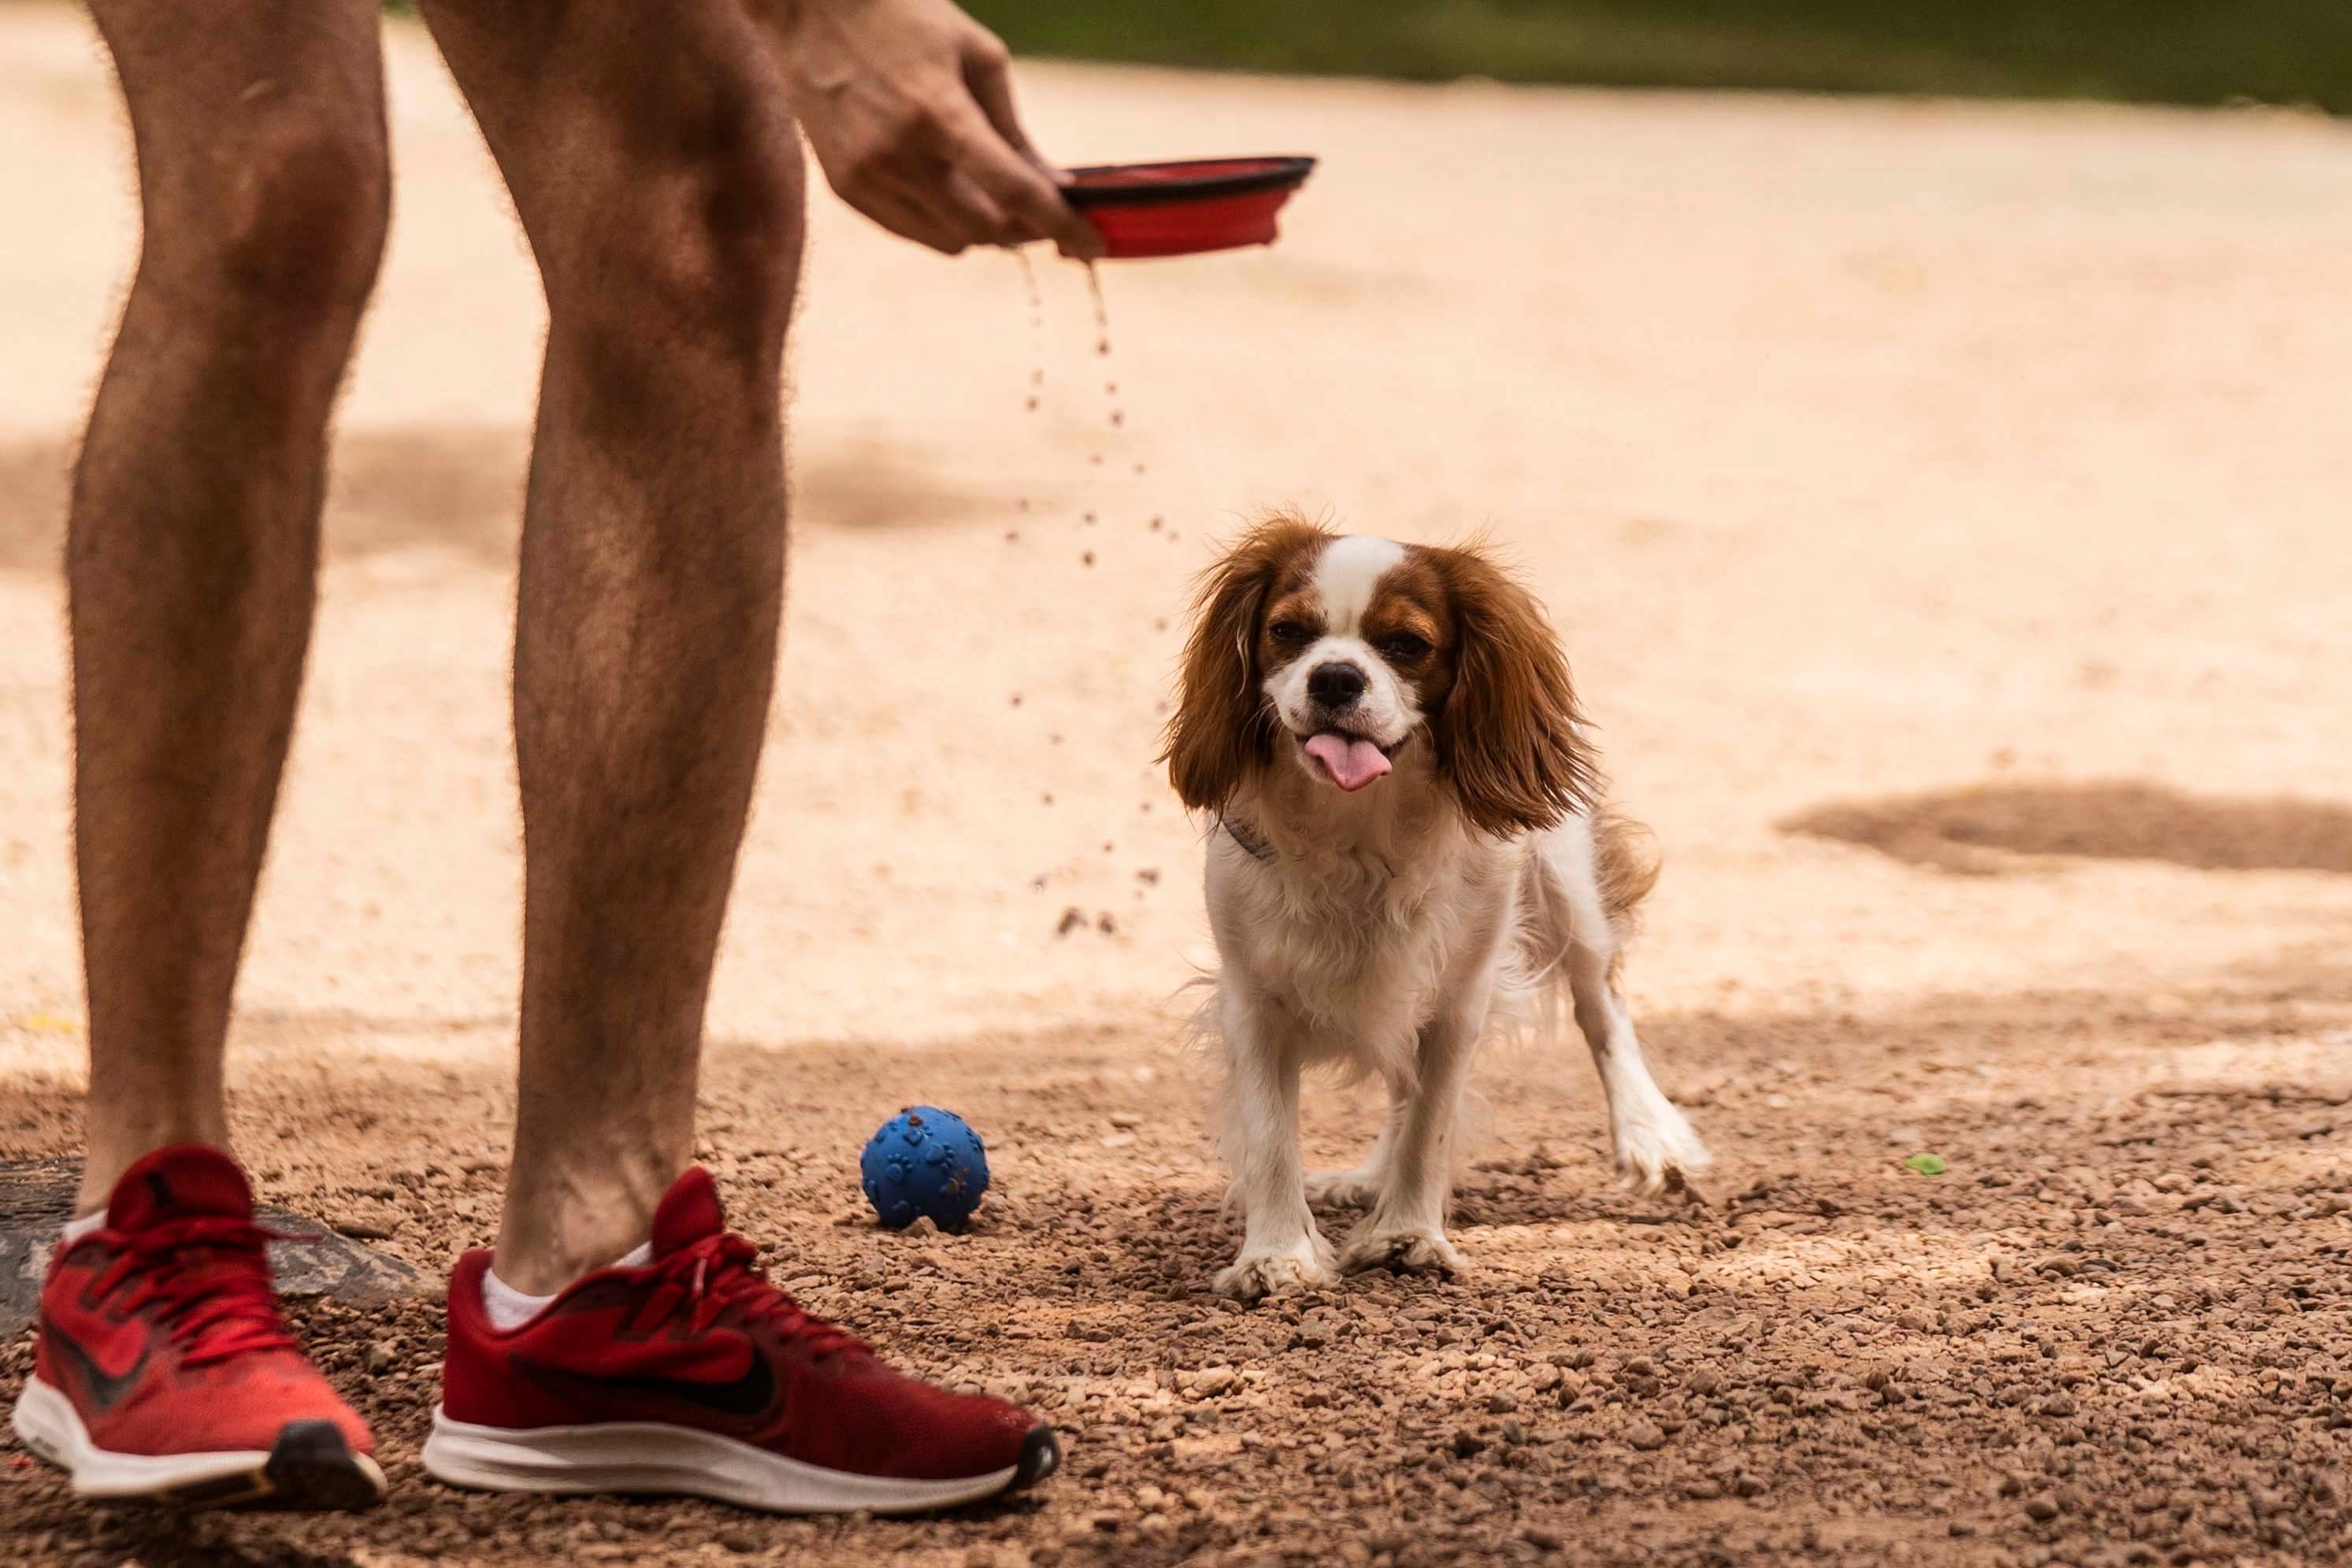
[72,0,388,1212]
[416,0,804,1291]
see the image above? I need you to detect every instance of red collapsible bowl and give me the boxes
[1063,157,1316,259]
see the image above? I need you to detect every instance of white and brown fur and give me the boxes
[1163,514,1708,1301]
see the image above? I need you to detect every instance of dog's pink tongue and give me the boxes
[1304,732,1392,791]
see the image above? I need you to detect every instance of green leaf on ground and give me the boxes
[1904,1153,1949,1176]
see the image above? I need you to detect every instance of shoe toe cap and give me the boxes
[829,1372,1046,1482]
[140,1355,377,1458]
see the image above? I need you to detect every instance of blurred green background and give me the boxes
[970,1,2352,113]
[377,2,2352,113]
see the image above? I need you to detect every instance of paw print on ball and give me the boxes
[859,1106,992,1231]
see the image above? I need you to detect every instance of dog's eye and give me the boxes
[1267,621,1315,646]
[1378,632,1432,662]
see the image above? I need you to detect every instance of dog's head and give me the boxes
[1163,513,1594,835]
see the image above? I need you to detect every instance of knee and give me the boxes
[547,90,805,374]
[150,116,389,340]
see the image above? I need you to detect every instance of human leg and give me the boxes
[408,9,1062,1512]
[71,0,390,1213]
[415,0,801,1292]
[33,5,391,1507]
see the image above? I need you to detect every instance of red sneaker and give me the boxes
[423,1167,1059,1514]
[11,1144,384,1509]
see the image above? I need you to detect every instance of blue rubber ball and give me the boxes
[860,1106,990,1231]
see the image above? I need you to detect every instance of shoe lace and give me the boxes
[655,1233,868,1359]
[94,1216,301,1366]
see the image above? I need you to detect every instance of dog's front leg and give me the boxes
[1214,986,1337,1303]
[1338,1001,1479,1278]
[1305,1072,1408,1209]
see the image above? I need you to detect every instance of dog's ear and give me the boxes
[1428,547,1597,836]
[1163,515,1324,814]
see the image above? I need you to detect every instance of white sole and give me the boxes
[421,1406,1051,1515]
[12,1377,385,1508]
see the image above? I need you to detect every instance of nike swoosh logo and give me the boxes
[47,1325,150,1413]
[516,1351,778,1420]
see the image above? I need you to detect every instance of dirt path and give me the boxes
[3,6,2350,1564]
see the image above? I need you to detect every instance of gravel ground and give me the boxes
[7,972,2349,1567]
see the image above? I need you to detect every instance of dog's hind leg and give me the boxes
[1538,817,1711,1195]
[1569,937,1710,1195]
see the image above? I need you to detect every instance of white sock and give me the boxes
[482,1242,651,1332]
[60,1211,104,1247]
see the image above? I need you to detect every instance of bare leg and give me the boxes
[416,0,804,1291]
[71,0,388,1213]
[1213,986,1337,1302]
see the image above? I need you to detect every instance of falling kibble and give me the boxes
[1081,551,1095,566]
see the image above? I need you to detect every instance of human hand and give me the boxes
[757,0,1104,259]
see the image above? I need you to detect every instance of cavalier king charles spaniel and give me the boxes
[1163,513,1709,1301]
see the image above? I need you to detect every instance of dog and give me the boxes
[1162,513,1710,1301]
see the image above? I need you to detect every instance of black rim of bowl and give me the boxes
[1062,156,1317,210]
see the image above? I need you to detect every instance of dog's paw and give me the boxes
[1304,1168,1383,1209]
[1214,1243,1338,1304]
[1338,1225,1465,1279]
[1611,1099,1713,1196]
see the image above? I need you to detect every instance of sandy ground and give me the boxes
[3,5,2352,1565]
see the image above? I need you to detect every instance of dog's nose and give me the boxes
[1307,662,1367,708]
